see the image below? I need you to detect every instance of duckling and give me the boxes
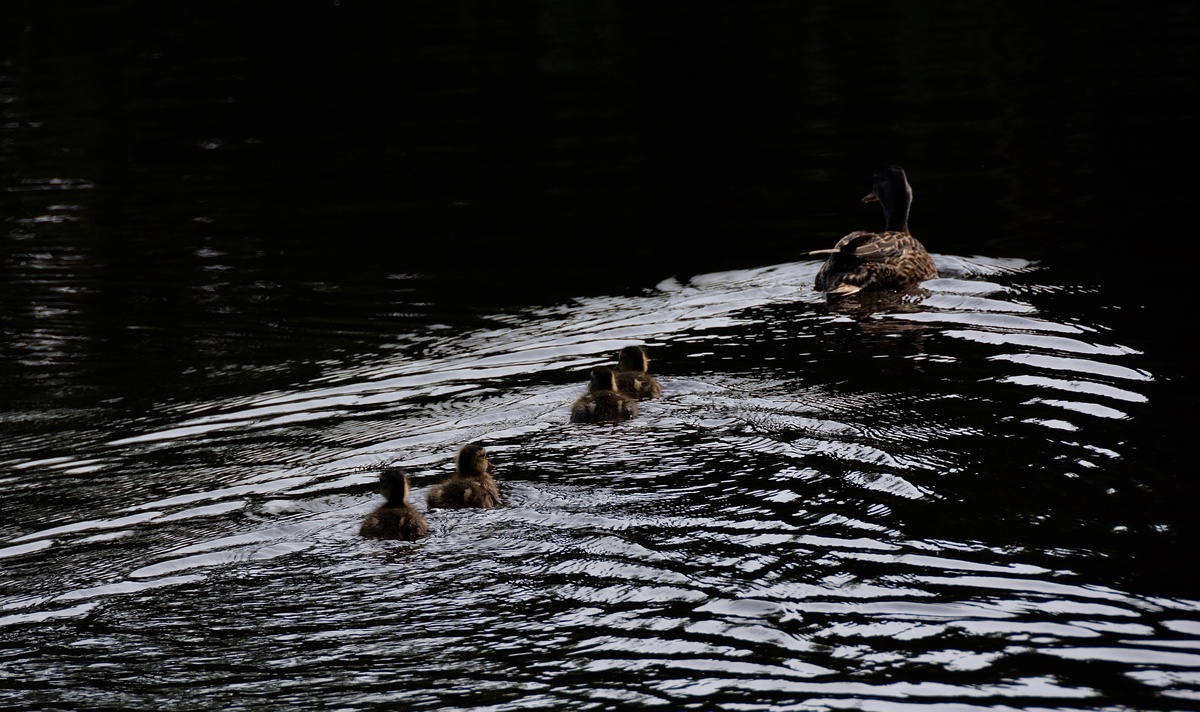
[614,345,663,400]
[570,366,639,424]
[426,442,501,509]
[808,165,938,297]
[359,468,428,541]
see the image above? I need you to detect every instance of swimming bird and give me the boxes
[570,366,639,424]
[808,165,938,297]
[426,442,501,509]
[614,345,663,400]
[359,468,429,540]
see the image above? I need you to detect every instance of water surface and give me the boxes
[2,2,1196,710]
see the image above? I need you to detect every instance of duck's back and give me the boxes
[615,371,662,400]
[570,392,638,424]
[426,476,501,509]
[360,505,428,540]
[814,230,937,294]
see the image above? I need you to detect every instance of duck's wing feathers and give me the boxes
[817,231,915,262]
[812,232,937,294]
[463,478,501,508]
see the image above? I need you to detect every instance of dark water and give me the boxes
[3,2,1197,710]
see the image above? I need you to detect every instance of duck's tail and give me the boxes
[825,283,863,297]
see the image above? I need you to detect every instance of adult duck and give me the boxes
[570,366,638,424]
[809,165,937,297]
[614,345,663,400]
[359,468,429,540]
[426,443,501,509]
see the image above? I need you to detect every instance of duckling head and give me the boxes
[378,467,412,505]
[616,345,650,373]
[588,366,619,393]
[456,442,496,477]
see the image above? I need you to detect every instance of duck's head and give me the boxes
[456,442,496,477]
[616,345,650,372]
[378,467,412,504]
[861,165,912,233]
[588,366,619,393]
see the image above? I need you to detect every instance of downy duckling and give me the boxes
[426,442,501,509]
[614,345,663,400]
[570,366,638,424]
[359,468,428,541]
[807,165,938,297]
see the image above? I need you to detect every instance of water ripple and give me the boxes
[2,255,1188,710]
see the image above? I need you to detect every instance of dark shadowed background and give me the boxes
[2,2,1198,710]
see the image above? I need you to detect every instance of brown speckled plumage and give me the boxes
[810,166,937,296]
[426,443,501,509]
[570,367,638,424]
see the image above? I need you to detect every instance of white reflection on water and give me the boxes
[991,353,1153,381]
[2,255,1197,709]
